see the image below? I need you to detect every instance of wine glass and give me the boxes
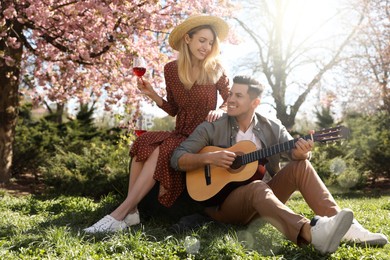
[133,56,146,84]
[134,129,147,137]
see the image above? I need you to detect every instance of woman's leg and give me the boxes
[127,157,144,196]
[110,147,160,220]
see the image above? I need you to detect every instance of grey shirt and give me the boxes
[171,113,294,177]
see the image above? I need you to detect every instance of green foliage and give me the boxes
[310,109,389,187]
[310,143,349,184]
[39,139,130,197]
[13,103,132,198]
[344,112,390,180]
[336,167,362,189]
[315,106,335,129]
[0,192,388,259]
[13,104,62,175]
[150,115,176,131]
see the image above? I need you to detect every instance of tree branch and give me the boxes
[291,13,366,116]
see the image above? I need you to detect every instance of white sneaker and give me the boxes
[343,219,388,246]
[124,210,140,227]
[310,209,354,254]
[83,215,127,233]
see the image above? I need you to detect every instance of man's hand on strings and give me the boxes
[206,150,236,169]
[292,130,315,160]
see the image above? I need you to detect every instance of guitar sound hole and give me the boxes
[230,153,243,170]
[230,160,241,170]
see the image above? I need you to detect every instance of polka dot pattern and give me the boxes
[130,60,230,207]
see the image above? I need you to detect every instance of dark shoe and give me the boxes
[170,213,212,233]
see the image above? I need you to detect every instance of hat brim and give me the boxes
[168,15,229,51]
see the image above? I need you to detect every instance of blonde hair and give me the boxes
[176,25,224,89]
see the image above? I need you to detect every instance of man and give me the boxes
[171,75,388,254]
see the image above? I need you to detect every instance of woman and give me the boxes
[84,15,230,233]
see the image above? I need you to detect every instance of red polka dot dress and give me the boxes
[130,60,230,207]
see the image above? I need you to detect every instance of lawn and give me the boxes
[0,188,389,259]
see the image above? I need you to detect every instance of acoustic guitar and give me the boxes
[186,126,349,202]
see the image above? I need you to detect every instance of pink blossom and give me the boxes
[3,6,17,19]
[7,37,21,49]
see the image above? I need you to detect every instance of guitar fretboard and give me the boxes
[239,135,312,165]
[231,126,347,168]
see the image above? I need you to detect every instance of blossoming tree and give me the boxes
[0,0,235,182]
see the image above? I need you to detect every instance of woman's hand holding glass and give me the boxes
[136,77,154,96]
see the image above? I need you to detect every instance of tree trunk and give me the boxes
[0,19,23,183]
[0,65,21,183]
[275,105,296,131]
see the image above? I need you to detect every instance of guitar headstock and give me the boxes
[312,126,350,143]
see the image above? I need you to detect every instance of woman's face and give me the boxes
[185,28,215,62]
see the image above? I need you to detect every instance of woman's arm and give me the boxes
[216,72,230,111]
[136,78,163,106]
[205,73,230,122]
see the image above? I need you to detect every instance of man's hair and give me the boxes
[233,75,264,99]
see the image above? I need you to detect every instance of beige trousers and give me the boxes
[205,160,340,244]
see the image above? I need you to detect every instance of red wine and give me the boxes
[133,67,146,77]
[134,129,147,137]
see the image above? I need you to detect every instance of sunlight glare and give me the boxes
[283,0,340,42]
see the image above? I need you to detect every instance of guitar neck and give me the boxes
[239,135,313,165]
[230,126,347,169]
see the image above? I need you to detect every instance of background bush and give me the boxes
[343,112,390,182]
[12,104,62,176]
[295,110,389,188]
[39,138,130,198]
[13,104,132,198]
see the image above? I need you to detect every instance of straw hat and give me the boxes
[168,15,229,51]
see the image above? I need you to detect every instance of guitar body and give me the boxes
[186,140,258,201]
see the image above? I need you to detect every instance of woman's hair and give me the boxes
[233,75,265,99]
[176,25,223,88]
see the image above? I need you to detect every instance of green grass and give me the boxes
[0,189,389,259]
